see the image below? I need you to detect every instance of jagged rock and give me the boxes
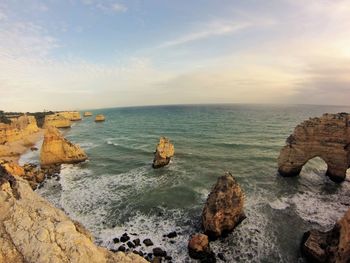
[202,172,245,239]
[152,137,174,168]
[40,126,87,167]
[43,114,71,128]
[95,114,106,122]
[278,113,350,182]
[0,160,25,177]
[188,233,216,262]
[0,167,147,263]
[301,208,350,263]
[84,112,93,117]
[58,111,82,121]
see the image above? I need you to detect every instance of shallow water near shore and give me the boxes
[22,104,350,262]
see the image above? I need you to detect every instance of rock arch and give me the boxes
[278,113,350,183]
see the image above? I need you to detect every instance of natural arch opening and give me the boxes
[300,157,328,179]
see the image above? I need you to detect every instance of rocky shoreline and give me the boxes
[1,110,350,262]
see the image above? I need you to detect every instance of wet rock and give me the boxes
[167,231,177,238]
[301,208,350,263]
[153,247,167,257]
[217,253,226,261]
[143,238,154,246]
[133,238,141,246]
[188,233,216,262]
[278,112,350,182]
[152,137,174,168]
[127,241,135,249]
[202,172,245,239]
[118,245,126,252]
[120,233,130,242]
[165,255,172,260]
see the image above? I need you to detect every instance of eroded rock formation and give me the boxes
[0,167,147,263]
[95,114,105,122]
[301,208,350,263]
[40,126,87,167]
[152,137,175,168]
[58,111,82,121]
[278,113,350,182]
[84,112,93,117]
[44,114,71,128]
[202,172,245,240]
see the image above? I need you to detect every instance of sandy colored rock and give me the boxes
[44,114,71,128]
[95,114,105,122]
[202,172,245,240]
[40,126,87,167]
[0,167,147,263]
[84,112,93,117]
[278,113,350,182]
[58,111,82,121]
[302,208,350,263]
[152,137,175,168]
[0,160,25,177]
[188,233,216,262]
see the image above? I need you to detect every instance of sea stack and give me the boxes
[278,113,350,182]
[58,111,82,121]
[202,172,245,240]
[84,112,93,117]
[301,208,350,263]
[40,126,87,167]
[152,137,175,168]
[95,114,105,122]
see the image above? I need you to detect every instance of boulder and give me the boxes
[40,126,87,167]
[202,172,245,240]
[95,114,105,122]
[0,167,147,263]
[84,112,93,117]
[278,113,350,182]
[152,137,175,168]
[188,233,216,262]
[43,114,71,128]
[301,208,350,263]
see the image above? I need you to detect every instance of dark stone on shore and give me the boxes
[143,238,154,246]
[117,245,126,252]
[133,238,141,246]
[217,253,226,261]
[169,240,176,244]
[120,234,130,242]
[127,241,135,248]
[113,237,119,243]
[167,231,177,238]
[153,247,167,257]
[188,233,216,262]
[165,255,172,260]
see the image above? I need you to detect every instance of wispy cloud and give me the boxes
[111,3,127,13]
[82,0,127,14]
[158,21,250,48]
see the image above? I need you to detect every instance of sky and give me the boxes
[0,0,350,111]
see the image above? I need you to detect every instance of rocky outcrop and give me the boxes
[84,112,93,117]
[301,208,350,263]
[58,111,82,121]
[95,114,105,122]
[152,137,175,168]
[0,167,147,263]
[202,172,245,240]
[278,113,350,182]
[188,233,216,262]
[0,115,39,144]
[44,114,71,128]
[40,126,87,167]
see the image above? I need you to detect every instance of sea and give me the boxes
[20,104,350,263]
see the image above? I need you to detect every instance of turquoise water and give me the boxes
[25,104,350,262]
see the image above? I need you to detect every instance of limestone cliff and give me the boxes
[40,126,87,167]
[202,172,245,240]
[152,137,175,168]
[0,115,39,144]
[0,167,147,263]
[58,111,82,121]
[44,114,71,128]
[302,208,350,263]
[278,113,350,182]
[95,114,105,122]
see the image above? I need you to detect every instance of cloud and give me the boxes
[111,3,127,13]
[158,21,250,48]
[82,0,127,14]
